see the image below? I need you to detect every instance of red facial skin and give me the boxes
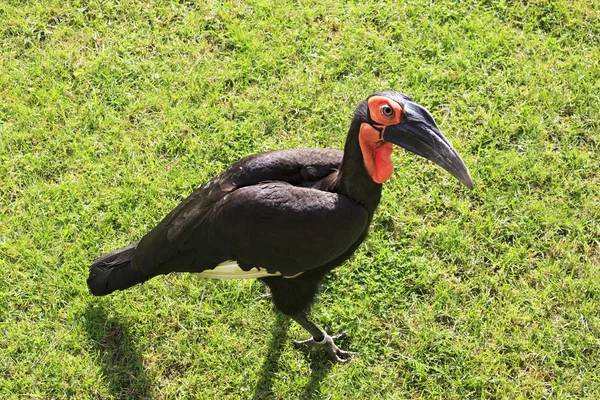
[358,96,403,184]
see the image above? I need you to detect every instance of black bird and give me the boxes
[87,91,472,362]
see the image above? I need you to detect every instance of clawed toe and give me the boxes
[253,293,273,302]
[293,332,357,363]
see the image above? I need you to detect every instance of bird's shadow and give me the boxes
[84,303,152,399]
[84,300,334,399]
[253,313,290,400]
[301,355,334,400]
[252,312,334,400]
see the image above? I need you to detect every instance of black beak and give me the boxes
[382,101,473,189]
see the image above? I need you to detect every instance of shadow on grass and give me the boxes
[253,312,290,400]
[301,354,334,400]
[84,303,152,399]
[253,312,335,400]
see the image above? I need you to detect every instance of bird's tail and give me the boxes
[87,242,149,296]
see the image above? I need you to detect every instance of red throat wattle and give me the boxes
[358,123,394,184]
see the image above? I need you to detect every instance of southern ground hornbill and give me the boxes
[88,91,472,362]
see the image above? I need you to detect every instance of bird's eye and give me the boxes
[380,104,393,117]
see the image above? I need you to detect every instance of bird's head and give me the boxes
[352,91,473,189]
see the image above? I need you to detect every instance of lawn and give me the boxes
[1,0,599,398]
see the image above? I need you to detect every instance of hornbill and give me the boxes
[87,91,472,362]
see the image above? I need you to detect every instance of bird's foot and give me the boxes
[253,293,273,302]
[293,332,357,363]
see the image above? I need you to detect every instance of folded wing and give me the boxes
[131,149,360,277]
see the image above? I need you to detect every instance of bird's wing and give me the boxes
[221,148,343,189]
[205,181,369,275]
[132,149,345,275]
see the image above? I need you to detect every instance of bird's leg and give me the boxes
[290,312,357,363]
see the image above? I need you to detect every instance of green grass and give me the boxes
[1,0,599,398]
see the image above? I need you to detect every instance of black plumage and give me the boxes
[88,91,472,362]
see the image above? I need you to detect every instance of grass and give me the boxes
[1,0,599,398]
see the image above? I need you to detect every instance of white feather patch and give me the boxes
[197,260,300,280]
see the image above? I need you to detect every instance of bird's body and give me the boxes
[88,91,473,362]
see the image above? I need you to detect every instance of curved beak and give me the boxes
[383,101,473,189]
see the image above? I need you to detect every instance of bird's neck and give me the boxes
[334,121,384,213]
